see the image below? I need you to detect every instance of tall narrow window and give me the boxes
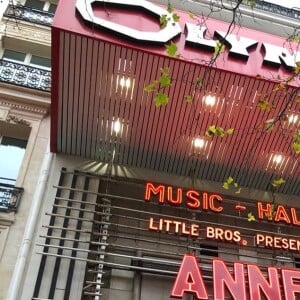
[0,136,27,184]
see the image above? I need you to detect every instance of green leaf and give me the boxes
[222,182,229,190]
[208,125,217,134]
[166,42,178,57]
[294,132,300,143]
[223,176,241,193]
[257,99,272,111]
[160,14,169,29]
[206,125,234,138]
[293,132,300,154]
[243,0,256,9]
[250,0,256,9]
[155,92,169,106]
[172,13,180,23]
[295,61,300,74]
[272,177,286,187]
[226,128,234,135]
[215,127,225,137]
[273,82,286,91]
[206,125,216,137]
[185,95,193,103]
[167,3,173,13]
[213,41,225,59]
[247,212,256,222]
[235,188,241,194]
[159,68,171,87]
[226,176,234,185]
[293,142,300,154]
[144,82,157,92]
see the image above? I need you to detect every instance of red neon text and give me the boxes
[145,182,223,213]
[257,202,300,226]
[171,254,300,300]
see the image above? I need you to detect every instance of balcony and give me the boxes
[0,60,51,91]
[4,4,54,27]
[241,0,300,20]
[0,178,24,212]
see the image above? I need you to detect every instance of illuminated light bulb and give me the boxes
[194,138,205,148]
[288,114,298,124]
[273,154,283,164]
[113,120,121,134]
[120,77,131,88]
[203,94,216,106]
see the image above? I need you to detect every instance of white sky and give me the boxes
[266,0,300,9]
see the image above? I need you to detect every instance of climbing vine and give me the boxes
[144,0,300,217]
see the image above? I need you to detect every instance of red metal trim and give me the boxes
[50,27,60,153]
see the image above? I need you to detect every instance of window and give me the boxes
[30,55,51,68]
[295,257,300,268]
[2,50,51,70]
[2,50,26,63]
[47,3,57,14]
[0,136,27,184]
[24,0,57,14]
[25,0,44,10]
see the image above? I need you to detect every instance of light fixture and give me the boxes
[288,114,298,124]
[273,154,283,165]
[119,76,131,88]
[193,137,205,149]
[113,119,121,134]
[203,94,216,106]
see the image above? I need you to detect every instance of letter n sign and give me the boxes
[171,254,208,299]
[76,0,182,43]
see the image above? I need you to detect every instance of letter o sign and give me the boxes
[76,0,182,44]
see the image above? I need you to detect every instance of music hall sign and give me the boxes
[144,182,300,299]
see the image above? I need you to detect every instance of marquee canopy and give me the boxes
[51,0,300,196]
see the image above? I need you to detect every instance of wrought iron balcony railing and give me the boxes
[241,0,300,20]
[0,177,24,212]
[0,60,51,91]
[4,4,54,27]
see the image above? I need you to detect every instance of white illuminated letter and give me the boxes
[76,0,182,44]
[263,43,300,68]
[215,31,257,58]
[185,23,217,49]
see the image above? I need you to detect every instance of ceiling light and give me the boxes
[119,76,131,88]
[113,119,121,134]
[203,94,216,106]
[288,114,298,124]
[194,138,205,148]
[273,154,283,165]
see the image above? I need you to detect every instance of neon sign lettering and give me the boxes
[257,202,300,226]
[144,182,300,252]
[171,254,300,300]
[145,182,223,213]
